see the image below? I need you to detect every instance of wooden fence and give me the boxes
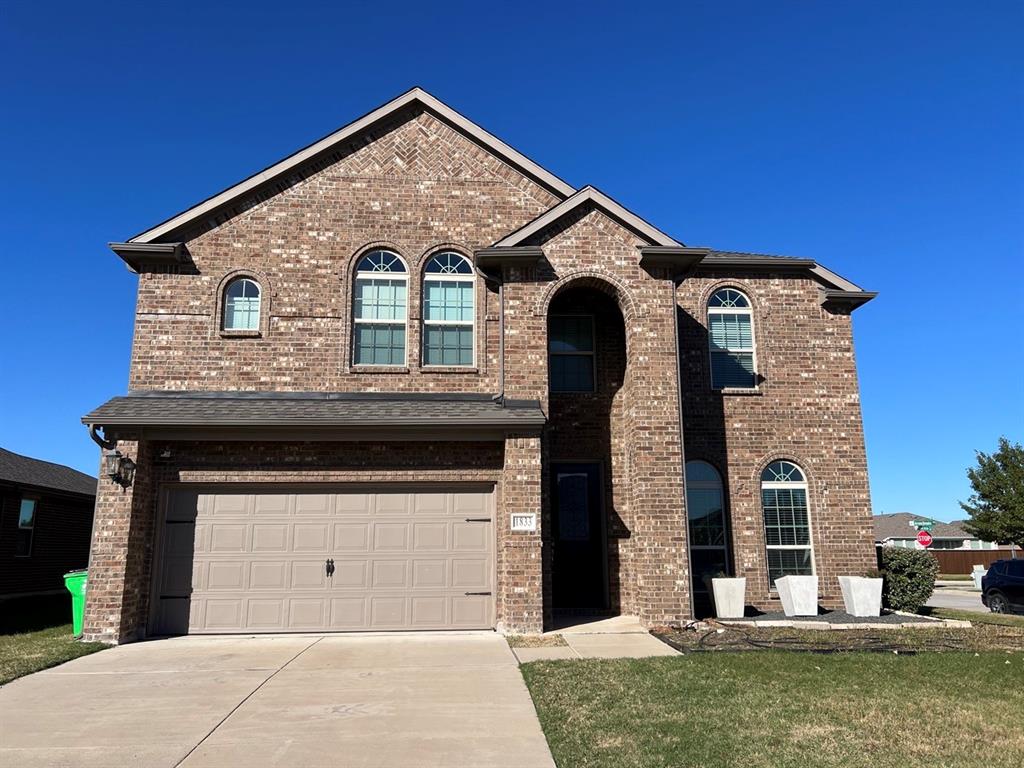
[929,549,1018,575]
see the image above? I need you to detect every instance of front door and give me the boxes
[551,463,606,611]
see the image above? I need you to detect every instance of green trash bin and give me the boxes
[64,570,88,638]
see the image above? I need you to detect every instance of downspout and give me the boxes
[88,423,117,450]
[477,266,505,406]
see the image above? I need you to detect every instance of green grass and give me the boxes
[0,595,106,686]
[922,606,1024,627]
[522,651,1024,768]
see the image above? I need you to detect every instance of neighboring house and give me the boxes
[874,513,998,550]
[81,87,877,643]
[0,448,96,598]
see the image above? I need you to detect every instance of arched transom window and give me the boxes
[685,460,730,591]
[761,460,814,587]
[708,288,756,389]
[222,277,261,331]
[422,252,475,367]
[352,250,408,366]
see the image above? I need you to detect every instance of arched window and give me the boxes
[761,460,814,587]
[422,251,475,367]
[352,250,408,366]
[222,277,261,331]
[685,461,730,590]
[708,288,756,389]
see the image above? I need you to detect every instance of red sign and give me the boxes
[917,530,934,547]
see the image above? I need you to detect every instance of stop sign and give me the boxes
[917,530,933,547]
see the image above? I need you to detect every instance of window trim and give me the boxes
[421,251,476,368]
[707,287,758,390]
[221,276,263,333]
[15,496,38,559]
[351,250,410,368]
[760,461,816,589]
[548,314,597,393]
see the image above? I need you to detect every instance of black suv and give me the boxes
[981,559,1024,614]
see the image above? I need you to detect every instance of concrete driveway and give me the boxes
[0,634,555,768]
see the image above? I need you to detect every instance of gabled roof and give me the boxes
[128,87,576,244]
[494,186,681,248]
[873,513,974,541]
[0,447,97,498]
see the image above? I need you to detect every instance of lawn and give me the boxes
[522,650,1024,768]
[0,595,106,686]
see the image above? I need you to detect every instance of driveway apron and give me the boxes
[0,634,555,768]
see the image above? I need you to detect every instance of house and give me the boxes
[874,513,998,551]
[0,448,96,598]
[80,87,877,643]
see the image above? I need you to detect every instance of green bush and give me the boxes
[880,548,939,612]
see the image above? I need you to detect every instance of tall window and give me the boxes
[685,461,729,590]
[708,288,756,389]
[222,277,261,331]
[16,498,36,557]
[761,460,814,586]
[549,316,595,392]
[352,250,408,366]
[422,252,475,366]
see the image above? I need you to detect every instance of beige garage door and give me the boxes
[153,486,494,635]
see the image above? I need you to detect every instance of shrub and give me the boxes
[880,548,939,612]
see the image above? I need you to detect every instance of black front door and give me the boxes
[551,463,606,611]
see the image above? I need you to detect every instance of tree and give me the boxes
[960,437,1024,547]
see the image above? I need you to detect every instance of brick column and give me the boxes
[82,439,155,643]
[626,280,692,626]
[496,435,544,633]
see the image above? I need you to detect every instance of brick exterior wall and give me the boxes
[84,100,875,641]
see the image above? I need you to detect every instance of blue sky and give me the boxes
[1,1,1021,521]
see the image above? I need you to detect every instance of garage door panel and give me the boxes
[250,561,287,590]
[209,524,247,553]
[155,487,493,634]
[334,523,369,551]
[332,560,368,588]
[293,524,330,551]
[252,524,289,552]
[208,561,245,590]
[374,523,409,551]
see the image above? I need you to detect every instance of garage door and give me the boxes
[153,486,494,635]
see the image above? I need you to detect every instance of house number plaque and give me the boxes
[510,513,537,532]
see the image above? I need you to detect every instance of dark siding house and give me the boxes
[0,448,97,597]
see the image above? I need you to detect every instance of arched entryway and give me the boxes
[545,283,629,614]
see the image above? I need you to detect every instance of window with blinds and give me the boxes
[353,250,408,366]
[422,252,475,367]
[761,460,814,587]
[707,288,756,389]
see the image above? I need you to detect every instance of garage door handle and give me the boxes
[464,591,492,596]
[464,518,491,522]
[325,558,335,577]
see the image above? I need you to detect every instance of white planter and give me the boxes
[711,577,746,619]
[775,575,819,616]
[838,576,883,617]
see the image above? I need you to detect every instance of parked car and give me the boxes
[980,559,1024,614]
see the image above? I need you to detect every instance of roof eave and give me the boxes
[109,242,189,273]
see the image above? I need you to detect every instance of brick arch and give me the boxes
[535,270,639,325]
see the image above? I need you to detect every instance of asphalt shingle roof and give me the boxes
[873,512,972,541]
[0,448,97,497]
[82,391,546,429]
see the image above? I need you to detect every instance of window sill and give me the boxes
[421,366,479,374]
[350,365,410,374]
[220,329,262,339]
[717,387,762,396]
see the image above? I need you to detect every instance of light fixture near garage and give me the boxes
[103,449,136,489]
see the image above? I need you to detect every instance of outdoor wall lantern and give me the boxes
[103,449,137,489]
